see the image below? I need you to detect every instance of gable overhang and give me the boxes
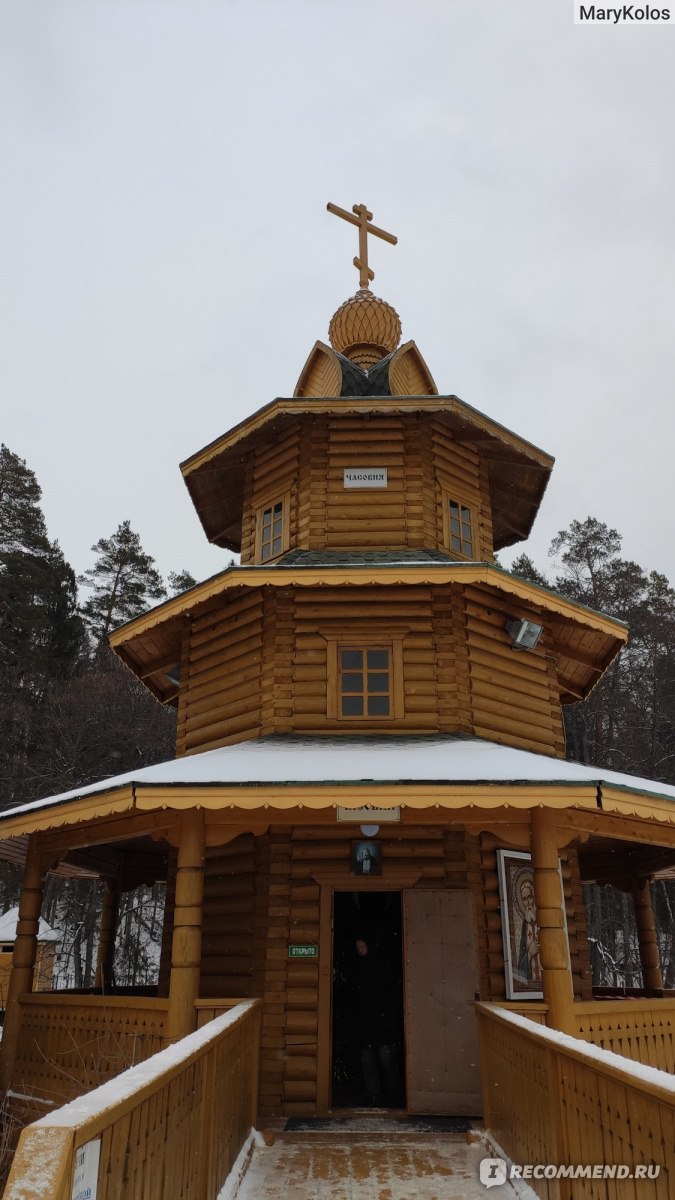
[180,395,554,552]
[108,562,627,705]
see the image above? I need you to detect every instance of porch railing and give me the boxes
[477,1002,674,1200]
[574,998,675,1072]
[498,997,675,1074]
[10,993,169,1106]
[3,998,261,1200]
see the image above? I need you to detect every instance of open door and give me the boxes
[403,889,481,1115]
[331,891,406,1109]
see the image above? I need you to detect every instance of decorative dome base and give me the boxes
[328,289,402,364]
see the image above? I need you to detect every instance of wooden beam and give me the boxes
[38,811,175,865]
[95,879,119,991]
[139,654,181,679]
[0,835,44,1090]
[166,810,205,1044]
[531,810,575,1034]
[563,809,675,850]
[633,877,664,991]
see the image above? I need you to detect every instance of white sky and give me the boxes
[2,1,674,590]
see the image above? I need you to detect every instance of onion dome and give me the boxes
[328,288,402,369]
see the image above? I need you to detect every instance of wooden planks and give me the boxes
[478,1002,675,1200]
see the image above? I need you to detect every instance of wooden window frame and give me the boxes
[254,492,290,564]
[326,636,404,721]
[441,488,477,561]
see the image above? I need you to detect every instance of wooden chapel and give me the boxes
[1,202,675,1129]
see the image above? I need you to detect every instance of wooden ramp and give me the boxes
[236,1129,514,1200]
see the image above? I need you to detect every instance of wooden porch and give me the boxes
[2,993,674,1199]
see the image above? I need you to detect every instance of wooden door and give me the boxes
[403,889,481,1114]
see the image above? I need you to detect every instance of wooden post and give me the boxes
[530,810,575,1035]
[0,835,44,1090]
[95,879,119,991]
[166,810,205,1043]
[632,876,663,992]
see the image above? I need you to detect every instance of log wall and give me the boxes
[464,583,566,757]
[238,414,496,563]
[198,825,502,1118]
[196,822,591,1118]
[176,582,565,757]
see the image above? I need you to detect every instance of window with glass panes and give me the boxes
[260,499,285,562]
[339,647,391,718]
[447,498,474,558]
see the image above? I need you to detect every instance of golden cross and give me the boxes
[327,201,397,289]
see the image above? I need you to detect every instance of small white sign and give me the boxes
[343,468,388,489]
[337,806,401,823]
[72,1138,101,1200]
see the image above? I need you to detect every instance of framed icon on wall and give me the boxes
[351,840,382,876]
[497,849,544,999]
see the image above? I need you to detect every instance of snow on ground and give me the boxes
[229,1132,519,1200]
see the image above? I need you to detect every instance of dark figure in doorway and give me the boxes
[350,936,404,1107]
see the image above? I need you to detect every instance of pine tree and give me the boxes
[167,569,197,596]
[0,446,84,807]
[79,520,166,647]
[508,553,549,588]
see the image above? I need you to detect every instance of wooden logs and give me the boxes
[530,810,575,1034]
[632,877,664,991]
[166,811,205,1043]
[95,879,119,991]
[0,834,44,1090]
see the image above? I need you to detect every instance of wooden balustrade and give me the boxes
[4,998,261,1200]
[477,1002,674,1200]
[574,998,675,1073]
[10,994,169,1107]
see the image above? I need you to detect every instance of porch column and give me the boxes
[0,834,44,1090]
[166,810,205,1043]
[95,879,119,991]
[632,876,663,992]
[530,810,575,1034]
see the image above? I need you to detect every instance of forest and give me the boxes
[1,444,673,992]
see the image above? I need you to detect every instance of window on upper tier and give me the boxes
[442,493,476,560]
[256,495,289,563]
[326,639,404,721]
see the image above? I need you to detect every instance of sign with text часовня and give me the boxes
[72,1138,101,1200]
[343,468,388,488]
[337,806,401,823]
[288,944,319,958]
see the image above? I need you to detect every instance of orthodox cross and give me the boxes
[327,201,397,289]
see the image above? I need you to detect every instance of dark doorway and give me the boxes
[331,891,406,1109]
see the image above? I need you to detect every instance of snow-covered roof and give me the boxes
[0,906,60,943]
[2,735,675,826]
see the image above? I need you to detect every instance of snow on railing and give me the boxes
[3,999,261,1200]
[477,1002,673,1200]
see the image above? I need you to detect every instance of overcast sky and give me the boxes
[2,1,674,594]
